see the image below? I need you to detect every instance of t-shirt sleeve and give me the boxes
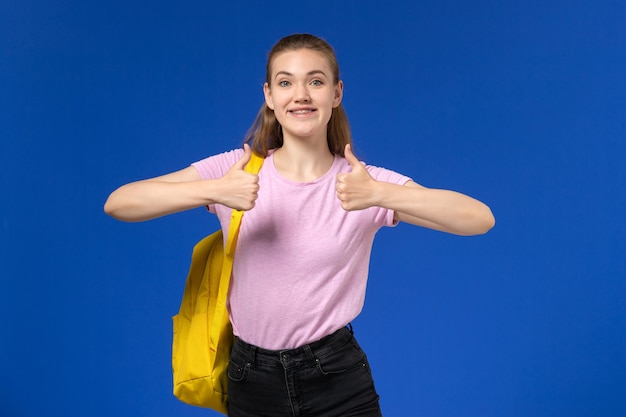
[366,165,413,227]
[191,148,245,180]
[366,165,412,187]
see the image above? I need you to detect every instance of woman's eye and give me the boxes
[278,80,290,87]
[310,80,323,86]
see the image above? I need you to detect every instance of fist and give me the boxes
[335,144,376,211]
[220,144,260,211]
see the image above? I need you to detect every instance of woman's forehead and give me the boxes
[270,49,333,76]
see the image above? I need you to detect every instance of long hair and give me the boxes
[244,34,353,157]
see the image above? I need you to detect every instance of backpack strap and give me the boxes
[211,152,264,351]
[225,152,264,256]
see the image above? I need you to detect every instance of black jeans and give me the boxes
[227,326,382,417]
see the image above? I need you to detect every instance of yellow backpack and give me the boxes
[171,152,263,414]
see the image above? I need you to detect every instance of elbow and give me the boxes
[103,189,159,223]
[103,195,122,219]
[103,193,134,222]
[472,206,496,235]
[480,211,496,234]
[456,205,495,236]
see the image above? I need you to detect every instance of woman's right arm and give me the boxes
[104,145,259,222]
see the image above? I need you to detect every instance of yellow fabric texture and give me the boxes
[172,152,264,414]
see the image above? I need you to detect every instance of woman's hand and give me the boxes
[335,144,378,211]
[215,144,260,211]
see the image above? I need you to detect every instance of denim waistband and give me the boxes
[234,325,354,363]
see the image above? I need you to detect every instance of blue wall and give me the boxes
[1,1,624,416]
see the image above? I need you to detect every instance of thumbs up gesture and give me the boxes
[335,144,377,211]
[219,144,260,211]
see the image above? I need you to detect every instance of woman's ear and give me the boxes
[263,82,274,110]
[333,80,343,108]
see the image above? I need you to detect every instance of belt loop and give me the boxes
[248,345,257,368]
[347,322,354,334]
[304,344,315,361]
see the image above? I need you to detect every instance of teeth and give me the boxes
[292,110,312,114]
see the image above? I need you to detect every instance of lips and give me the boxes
[288,107,316,115]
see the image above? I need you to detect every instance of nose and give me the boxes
[294,82,310,102]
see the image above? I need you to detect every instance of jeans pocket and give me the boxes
[227,357,250,382]
[315,341,368,376]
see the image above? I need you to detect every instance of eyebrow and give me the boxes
[274,70,328,80]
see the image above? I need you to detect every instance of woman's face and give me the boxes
[264,48,343,143]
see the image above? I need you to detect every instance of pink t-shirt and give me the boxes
[192,149,411,350]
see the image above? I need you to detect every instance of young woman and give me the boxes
[105,33,495,417]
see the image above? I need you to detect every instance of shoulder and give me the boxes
[365,164,412,184]
[337,154,413,185]
[193,148,245,166]
[191,148,245,179]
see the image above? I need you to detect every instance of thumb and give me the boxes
[344,144,360,169]
[233,143,252,170]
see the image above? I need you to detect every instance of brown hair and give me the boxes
[244,34,353,157]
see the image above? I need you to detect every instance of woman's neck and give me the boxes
[273,136,335,182]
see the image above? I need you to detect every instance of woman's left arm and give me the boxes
[336,145,495,236]
[379,180,495,235]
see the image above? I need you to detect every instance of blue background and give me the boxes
[2,1,625,416]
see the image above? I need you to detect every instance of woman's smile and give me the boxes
[288,107,317,116]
